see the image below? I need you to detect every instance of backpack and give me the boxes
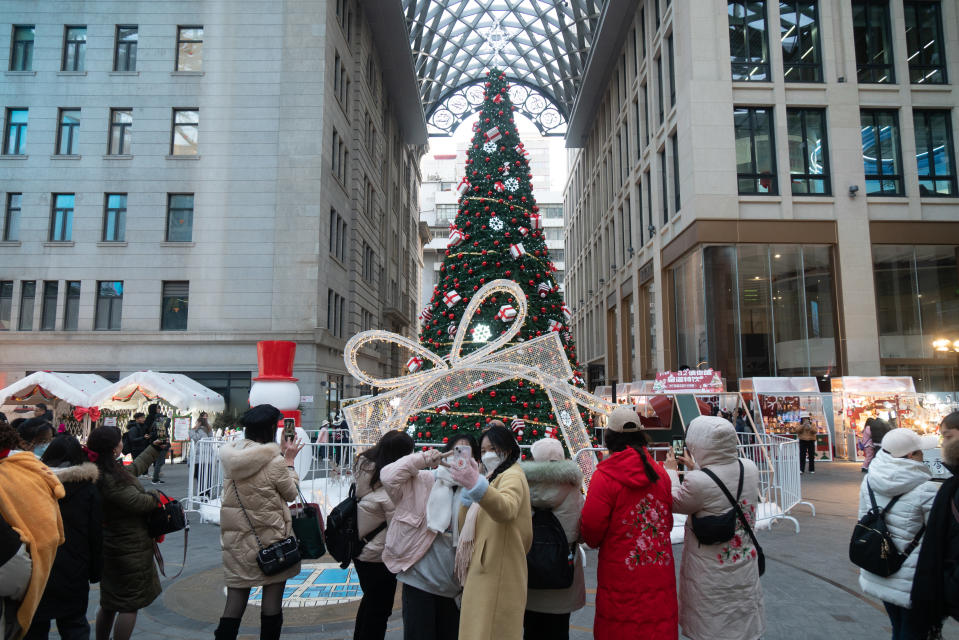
[121,424,136,455]
[850,481,925,577]
[526,508,575,589]
[324,484,386,569]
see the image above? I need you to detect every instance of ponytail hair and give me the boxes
[605,429,660,484]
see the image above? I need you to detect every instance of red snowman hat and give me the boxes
[253,341,298,382]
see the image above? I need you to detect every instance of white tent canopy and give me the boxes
[91,371,225,414]
[0,371,111,408]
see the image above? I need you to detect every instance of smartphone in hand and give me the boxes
[283,418,296,442]
[452,444,471,470]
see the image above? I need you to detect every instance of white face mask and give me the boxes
[482,451,503,472]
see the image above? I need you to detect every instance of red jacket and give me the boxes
[581,447,678,639]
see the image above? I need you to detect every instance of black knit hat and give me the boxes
[239,404,282,430]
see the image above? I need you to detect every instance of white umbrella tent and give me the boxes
[0,372,111,436]
[92,370,225,414]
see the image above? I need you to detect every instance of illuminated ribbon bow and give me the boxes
[343,280,615,484]
[73,406,101,423]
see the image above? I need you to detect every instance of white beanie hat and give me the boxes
[881,427,929,458]
[531,437,565,462]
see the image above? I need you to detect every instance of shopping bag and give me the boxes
[290,487,326,559]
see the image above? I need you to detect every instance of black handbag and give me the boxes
[147,491,187,538]
[233,483,301,576]
[849,482,924,577]
[690,463,743,545]
[701,461,766,576]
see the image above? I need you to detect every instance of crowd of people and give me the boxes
[1,402,958,640]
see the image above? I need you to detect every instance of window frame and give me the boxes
[171,108,199,156]
[113,25,138,72]
[166,193,195,242]
[103,193,127,241]
[18,280,35,331]
[4,193,22,241]
[4,108,28,156]
[62,25,87,72]
[0,281,12,331]
[108,108,133,155]
[904,1,947,85]
[860,108,904,196]
[56,108,81,156]
[729,0,771,81]
[667,33,676,106]
[734,106,779,195]
[10,25,34,71]
[671,132,681,214]
[852,0,895,84]
[175,25,203,71]
[160,281,189,331]
[49,193,75,242]
[40,281,58,331]
[913,109,957,197]
[786,107,832,195]
[94,281,123,331]
[63,281,80,331]
[780,0,823,82]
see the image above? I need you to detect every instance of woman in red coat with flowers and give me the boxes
[581,406,678,639]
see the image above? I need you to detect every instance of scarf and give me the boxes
[910,464,959,640]
[426,466,458,534]
[455,502,481,586]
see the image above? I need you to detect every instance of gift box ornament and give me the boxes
[509,243,526,259]
[545,426,558,438]
[486,126,502,143]
[443,290,462,307]
[529,214,543,230]
[437,402,450,414]
[518,227,529,237]
[456,177,471,195]
[494,180,505,192]
[448,228,466,247]
[496,304,517,322]
[407,356,423,373]
[514,143,529,157]
[561,304,572,321]
[548,319,563,332]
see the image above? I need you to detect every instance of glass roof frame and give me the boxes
[404,0,604,125]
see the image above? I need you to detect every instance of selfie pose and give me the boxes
[449,422,533,640]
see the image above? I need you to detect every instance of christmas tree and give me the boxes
[408,69,589,453]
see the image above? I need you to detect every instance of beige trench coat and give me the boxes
[219,440,300,587]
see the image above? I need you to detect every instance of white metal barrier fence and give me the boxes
[574,432,814,532]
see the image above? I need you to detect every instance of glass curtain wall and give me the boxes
[672,244,838,385]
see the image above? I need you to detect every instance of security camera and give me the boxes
[848,185,859,197]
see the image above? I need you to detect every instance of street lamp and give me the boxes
[932,338,959,353]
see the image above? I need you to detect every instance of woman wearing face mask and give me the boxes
[85,425,166,640]
[17,419,54,459]
[448,422,533,640]
[379,434,480,640]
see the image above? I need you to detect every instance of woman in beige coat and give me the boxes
[449,422,533,640]
[664,416,764,640]
[214,405,303,640]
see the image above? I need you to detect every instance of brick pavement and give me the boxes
[51,460,958,639]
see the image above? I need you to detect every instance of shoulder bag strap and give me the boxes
[736,460,744,500]
[703,461,764,555]
[362,521,388,544]
[233,482,266,552]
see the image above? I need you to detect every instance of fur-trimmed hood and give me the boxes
[219,439,283,480]
[521,459,582,510]
[50,461,99,485]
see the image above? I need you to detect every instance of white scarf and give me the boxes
[426,466,458,534]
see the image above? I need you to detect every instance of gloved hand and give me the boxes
[449,455,480,490]
[422,448,444,467]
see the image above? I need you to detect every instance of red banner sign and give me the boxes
[652,369,724,393]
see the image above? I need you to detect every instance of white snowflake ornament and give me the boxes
[483,141,497,154]
[473,323,492,342]
[504,177,519,192]
[489,216,504,231]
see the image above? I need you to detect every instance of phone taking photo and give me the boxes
[452,444,471,470]
[283,418,296,442]
[672,439,685,457]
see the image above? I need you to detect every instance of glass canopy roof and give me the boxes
[403,0,604,136]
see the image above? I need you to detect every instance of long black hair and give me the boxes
[87,425,136,485]
[0,421,24,451]
[17,417,53,447]
[358,430,415,489]
[606,429,660,484]
[41,433,86,468]
[481,423,521,483]
[443,433,480,461]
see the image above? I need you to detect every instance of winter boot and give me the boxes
[213,617,241,640]
[260,613,283,640]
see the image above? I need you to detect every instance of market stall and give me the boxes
[0,371,111,437]
[740,377,832,461]
[831,376,925,461]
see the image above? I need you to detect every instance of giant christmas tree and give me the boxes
[408,69,590,452]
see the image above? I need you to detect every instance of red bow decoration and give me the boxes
[82,445,99,462]
[73,406,101,422]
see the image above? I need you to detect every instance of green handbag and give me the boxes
[290,487,326,559]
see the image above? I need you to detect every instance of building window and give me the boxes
[4,193,21,241]
[18,281,35,330]
[671,133,681,213]
[62,26,86,71]
[729,1,770,81]
[114,26,138,72]
[56,109,81,155]
[330,208,347,261]
[40,281,57,331]
[171,109,199,155]
[103,193,127,241]
[786,108,830,194]
[50,194,75,241]
[166,194,194,242]
[860,109,903,195]
[904,2,946,84]
[4,109,27,155]
[0,281,11,330]
[109,109,132,155]
[780,1,822,82]
[95,281,123,330]
[656,57,664,125]
[63,281,80,331]
[161,281,189,330]
[362,242,375,281]
[667,34,676,106]
[913,110,956,197]
[327,290,345,337]
[659,148,668,223]
[176,26,203,71]
[852,1,894,83]
[10,26,34,71]
[734,107,777,194]
[365,178,375,217]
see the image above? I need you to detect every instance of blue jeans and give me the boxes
[883,601,917,640]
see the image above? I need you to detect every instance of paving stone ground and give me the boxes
[51,460,959,639]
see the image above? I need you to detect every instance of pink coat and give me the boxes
[378,451,438,574]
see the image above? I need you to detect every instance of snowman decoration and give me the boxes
[248,341,312,480]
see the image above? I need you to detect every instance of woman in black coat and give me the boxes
[26,434,102,640]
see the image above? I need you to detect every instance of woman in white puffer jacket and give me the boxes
[857,428,939,638]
